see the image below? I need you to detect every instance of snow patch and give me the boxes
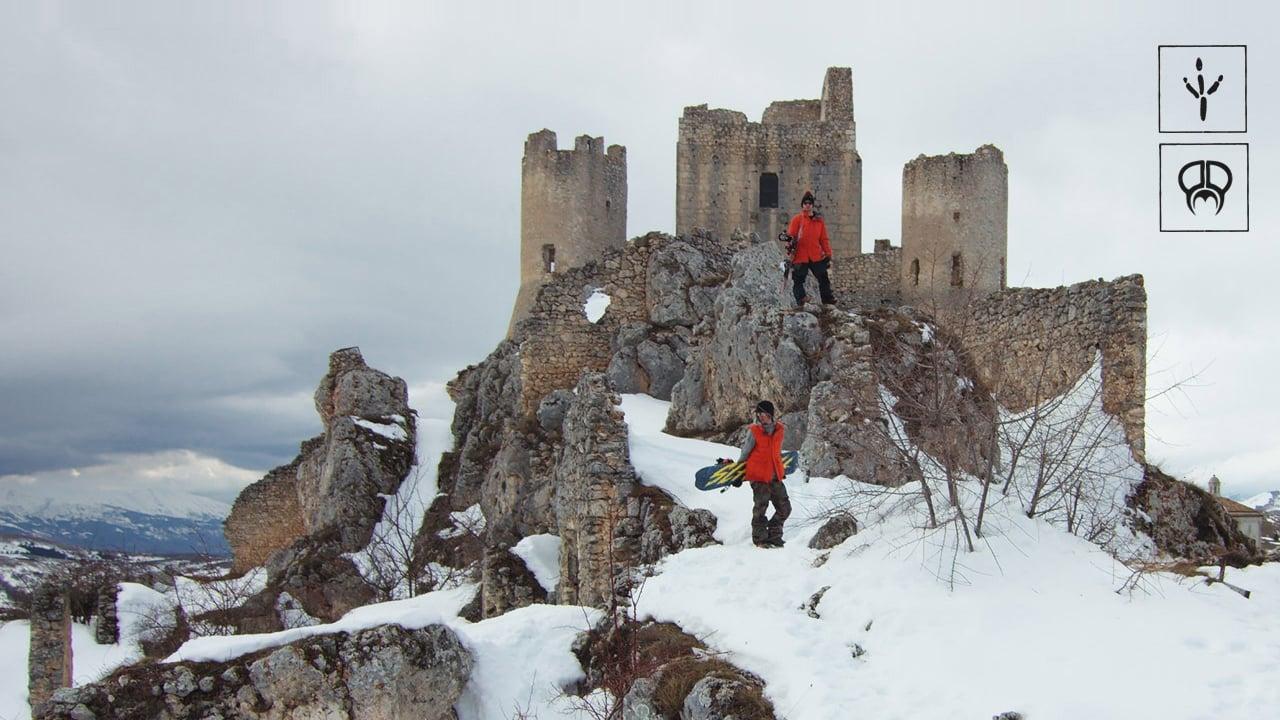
[511,534,561,593]
[583,289,611,323]
[352,416,409,442]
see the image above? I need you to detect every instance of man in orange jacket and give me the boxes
[787,191,836,309]
[737,400,791,548]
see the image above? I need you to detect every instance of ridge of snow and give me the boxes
[0,483,230,521]
[511,534,561,593]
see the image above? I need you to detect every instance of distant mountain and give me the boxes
[0,483,231,556]
[1244,490,1280,524]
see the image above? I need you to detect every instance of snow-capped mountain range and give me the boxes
[0,482,231,556]
[1245,490,1280,514]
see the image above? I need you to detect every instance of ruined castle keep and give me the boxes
[901,145,1009,309]
[676,67,862,264]
[508,130,627,335]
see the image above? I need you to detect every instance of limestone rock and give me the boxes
[809,514,859,550]
[666,242,812,438]
[636,340,683,400]
[680,676,755,720]
[479,546,549,618]
[1130,465,1260,565]
[225,347,416,575]
[647,239,727,328]
[621,675,662,720]
[34,624,472,720]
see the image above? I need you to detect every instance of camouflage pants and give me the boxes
[751,481,791,544]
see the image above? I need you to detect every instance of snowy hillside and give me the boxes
[0,482,230,556]
[3,389,1277,720]
[1245,490,1280,518]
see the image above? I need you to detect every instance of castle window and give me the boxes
[953,211,961,222]
[605,200,611,213]
[542,244,556,273]
[759,173,779,209]
[1000,256,1006,289]
[910,258,920,287]
[950,252,963,287]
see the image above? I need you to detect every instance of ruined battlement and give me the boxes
[901,144,1009,312]
[509,129,627,336]
[676,67,862,263]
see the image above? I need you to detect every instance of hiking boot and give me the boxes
[765,538,785,548]
[753,540,776,549]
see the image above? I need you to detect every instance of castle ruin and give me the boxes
[508,130,627,335]
[508,66,1145,458]
[675,67,862,265]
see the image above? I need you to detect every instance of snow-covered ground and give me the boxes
[3,387,1278,720]
[618,393,1280,720]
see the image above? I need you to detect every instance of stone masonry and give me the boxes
[901,145,1009,312]
[677,68,862,267]
[28,583,72,712]
[958,274,1147,459]
[224,453,309,573]
[509,130,627,335]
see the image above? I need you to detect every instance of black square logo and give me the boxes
[1159,45,1247,133]
[1159,143,1249,232]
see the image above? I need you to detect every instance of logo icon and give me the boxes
[1182,58,1224,122]
[1177,160,1232,215]
[1160,144,1248,232]
[1159,46,1246,133]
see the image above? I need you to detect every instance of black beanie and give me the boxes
[801,191,815,205]
[755,400,776,417]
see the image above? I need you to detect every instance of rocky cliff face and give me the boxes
[222,347,415,625]
[35,624,472,720]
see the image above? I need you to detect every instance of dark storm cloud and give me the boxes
[1,1,1278,498]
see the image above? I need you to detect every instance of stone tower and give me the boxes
[900,145,1008,312]
[676,67,862,261]
[509,129,627,335]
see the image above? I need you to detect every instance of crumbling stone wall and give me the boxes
[510,130,627,334]
[554,373,716,609]
[28,583,71,712]
[514,231,730,417]
[224,455,308,573]
[832,238,902,307]
[957,275,1147,458]
[94,583,119,645]
[676,67,862,272]
[901,145,1008,311]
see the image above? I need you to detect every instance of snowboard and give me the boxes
[695,451,800,491]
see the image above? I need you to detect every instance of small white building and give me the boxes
[1209,475,1265,541]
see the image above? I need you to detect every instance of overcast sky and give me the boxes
[1,1,1276,504]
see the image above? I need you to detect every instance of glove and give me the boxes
[731,479,744,488]
[716,458,734,465]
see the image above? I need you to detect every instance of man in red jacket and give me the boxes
[738,400,791,548]
[787,191,835,309]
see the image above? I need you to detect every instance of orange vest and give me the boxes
[745,422,787,483]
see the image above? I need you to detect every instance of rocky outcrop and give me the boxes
[298,347,416,551]
[808,514,859,550]
[220,348,414,626]
[575,618,775,720]
[1131,465,1259,565]
[555,373,717,608]
[35,624,473,720]
[666,240,812,437]
[479,547,549,617]
[225,347,416,573]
